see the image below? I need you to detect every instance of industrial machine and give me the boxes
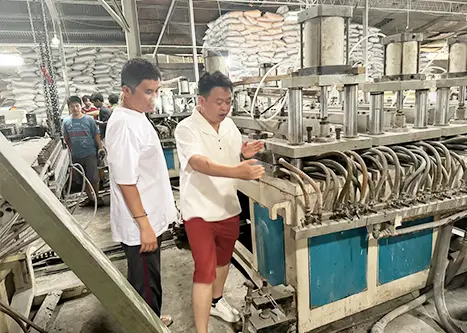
[151,78,196,178]
[229,5,467,333]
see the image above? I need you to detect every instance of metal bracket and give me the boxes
[269,201,292,226]
[297,5,353,23]
[382,32,424,45]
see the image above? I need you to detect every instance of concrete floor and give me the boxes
[34,193,467,333]
[36,193,246,333]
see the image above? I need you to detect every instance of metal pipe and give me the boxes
[414,89,428,129]
[152,0,177,57]
[433,223,465,333]
[188,0,199,83]
[369,93,384,134]
[459,86,465,107]
[435,88,450,126]
[396,90,404,111]
[343,84,358,138]
[320,86,328,118]
[279,158,323,217]
[377,210,467,239]
[280,168,311,224]
[287,88,304,145]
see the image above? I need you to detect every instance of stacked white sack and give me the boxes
[203,9,300,80]
[202,7,387,80]
[0,46,126,111]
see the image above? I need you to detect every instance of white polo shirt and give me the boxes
[106,106,177,246]
[174,107,242,222]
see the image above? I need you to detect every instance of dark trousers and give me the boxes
[121,237,162,316]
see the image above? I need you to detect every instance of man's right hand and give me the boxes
[139,224,158,253]
[234,159,265,180]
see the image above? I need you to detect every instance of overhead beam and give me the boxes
[97,0,130,31]
[152,0,177,57]
[0,135,170,333]
[122,0,142,58]
[412,16,446,33]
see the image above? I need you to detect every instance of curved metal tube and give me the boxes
[346,151,369,204]
[279,158,323,216]
[431,142,452,180]
[433,223,465,333]
[415,142,443,192]
[315,151,354,209]
[306,162,331,204]
[280,168,311,225]
[377,146,402,199]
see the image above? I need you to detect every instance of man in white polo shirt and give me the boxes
[106,59,176,326]
[175,71,264,333]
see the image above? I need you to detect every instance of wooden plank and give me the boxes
[8,248,35,333]
[0,134,169,333]
[30,290,62,333]
[33,283,89,307]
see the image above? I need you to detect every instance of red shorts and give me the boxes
[184,215,240,284]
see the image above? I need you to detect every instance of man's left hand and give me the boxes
[241,141,264,159]
[98,148,107,161]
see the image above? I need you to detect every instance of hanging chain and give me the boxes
[26,0,62,138]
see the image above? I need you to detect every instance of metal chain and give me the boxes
[27,0,62,138]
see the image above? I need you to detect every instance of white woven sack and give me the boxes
[244,10,261,18]
[74,56,95,64]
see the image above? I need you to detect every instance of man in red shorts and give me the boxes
[175,71,264,333]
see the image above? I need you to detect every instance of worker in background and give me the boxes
[108,93,119,112]
[174,71,264,333]
[90,92,112,141]
[62,96,106,207]
[81,95,98,118]
[105,59,176,327]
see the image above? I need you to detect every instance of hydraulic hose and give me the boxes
[280,168,311,225]
[346,151,369,204]
[278,158,323,216]
[415,142,444,192]
[305,162,331,205]
[433,223,465,333]
[372,215,467,333]
[377,147,402,200]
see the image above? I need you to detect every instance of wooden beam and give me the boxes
[30,290,62,333]
[0,134,169,333]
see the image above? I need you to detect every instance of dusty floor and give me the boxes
[34,192,467,333]
[35,192,246,333]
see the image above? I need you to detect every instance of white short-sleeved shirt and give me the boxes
[106,106,177,245]
[174,107,243,222]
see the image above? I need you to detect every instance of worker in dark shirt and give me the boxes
[63,96,106,207]
[90,92,112,141]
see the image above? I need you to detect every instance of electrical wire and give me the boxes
[0,300,48,333]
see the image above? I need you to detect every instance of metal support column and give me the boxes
[320,86,328,119]
[0,135,169,333]
[457,86,466,120]
[369,92,384,134]
[363,0,369,102]
[122,0,141,59]
[414,90,428,129]
[188,0,200,83]
[435,88,450,126]
[344,84,358,138]
[288,88,304,145]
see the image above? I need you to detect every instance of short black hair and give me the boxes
[121,58,162,92]
[68,96,82,106]
[108,93,119,104]
[90,92,104,103]
[81,95,91,103]
[198,71,233,97]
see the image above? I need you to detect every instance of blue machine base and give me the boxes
[163,148,175,170]
[253,203,286,286]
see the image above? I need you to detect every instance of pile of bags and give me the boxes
[203,7,300,80]
[0,46,127,115]
[202,6,387,80]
